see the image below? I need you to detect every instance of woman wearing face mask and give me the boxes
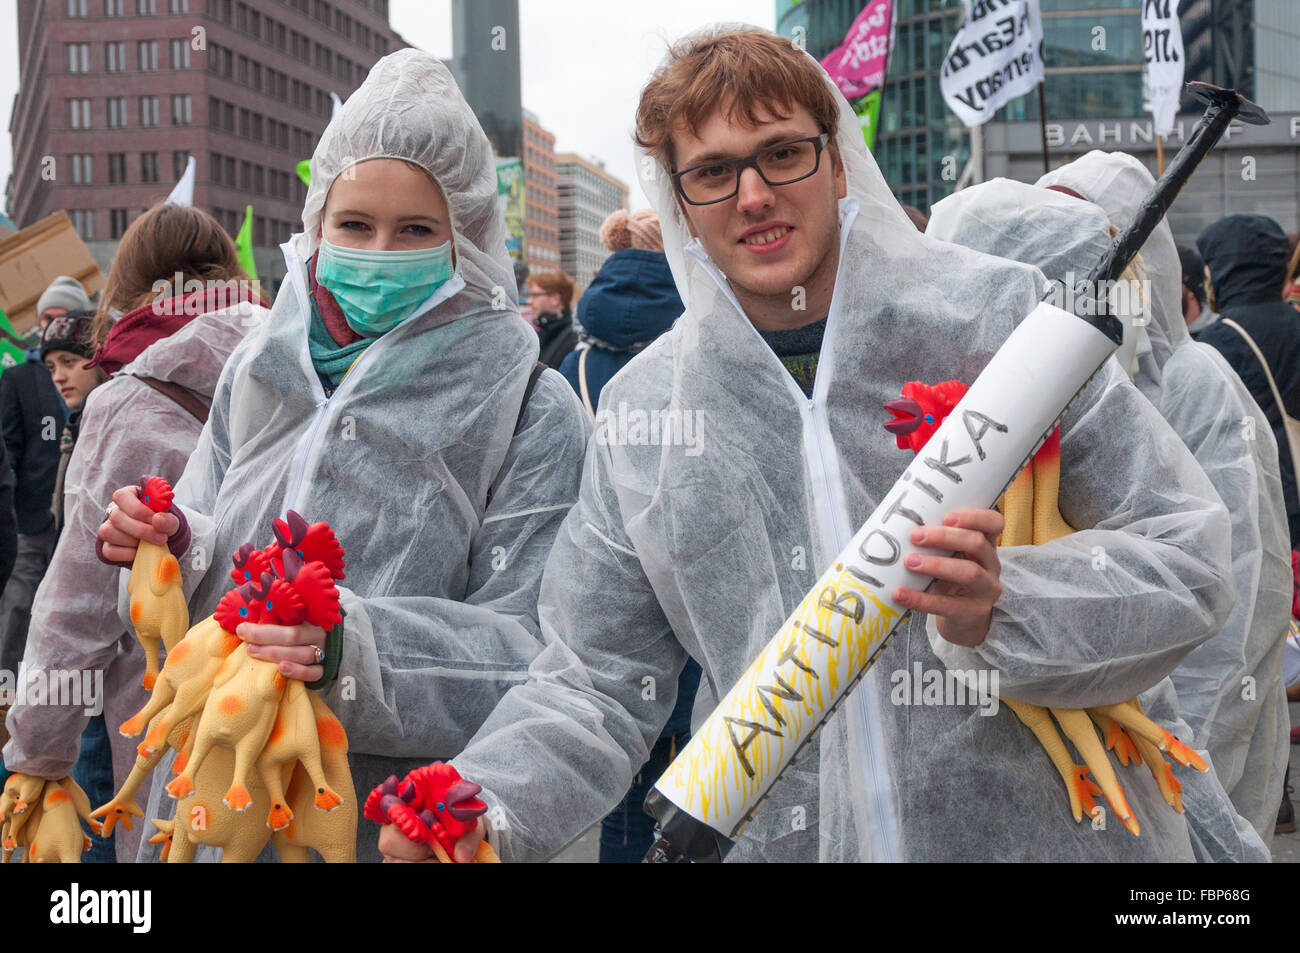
[95,49,589,862]
[3,204,265,863]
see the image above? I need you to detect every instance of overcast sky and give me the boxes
[0,0,775,219]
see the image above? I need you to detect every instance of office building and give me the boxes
[8,0,403,293]
[556,152,627,293]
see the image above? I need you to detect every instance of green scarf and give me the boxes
[307,283,371,394]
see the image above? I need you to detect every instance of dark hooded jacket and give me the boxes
[1197,214,1300,546]
[0,437,16,591]
[535,307,578,371]
[0,359,66,535]
[559,249,682,414]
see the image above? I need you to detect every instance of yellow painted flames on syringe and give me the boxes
[662,566,899,830]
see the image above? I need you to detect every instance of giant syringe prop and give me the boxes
[643,83,1269,863]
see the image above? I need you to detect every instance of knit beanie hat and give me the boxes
[600,208,664,252]
[36,275,93,319]
[40,310,96,361]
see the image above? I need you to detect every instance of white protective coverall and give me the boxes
[449,26,1236,862]
[1039,152,1292,846]
[929,177,1274,861]
[4,302,265,863]
[127,49,590,861]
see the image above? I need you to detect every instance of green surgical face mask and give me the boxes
[315,237,455,336]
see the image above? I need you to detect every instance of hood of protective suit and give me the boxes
[928,178,1154,376]
[1038,151,1177,391]
[1197,213,1291,309]
[296,48,514,318]
[928,177,1112,305]
[450,24,1237,865]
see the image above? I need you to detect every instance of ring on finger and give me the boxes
[311,644,325,665]
[105,501,119,521]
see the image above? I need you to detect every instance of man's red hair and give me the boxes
[635,28,841,171]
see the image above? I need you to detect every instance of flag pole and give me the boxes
[1037,81,1050,174]
[1156,134,1165,175]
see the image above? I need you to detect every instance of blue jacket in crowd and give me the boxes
[559,249,683,415]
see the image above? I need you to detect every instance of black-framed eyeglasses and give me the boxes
[672,134,830,206]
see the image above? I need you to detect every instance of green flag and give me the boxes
[0,308,29,376]
[236,205,258,281]
[854,89,883,152]
[296,159,312,187]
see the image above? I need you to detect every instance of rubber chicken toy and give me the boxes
[126,476,191,690]
[886,379,1207,835]
[101,497,356,862]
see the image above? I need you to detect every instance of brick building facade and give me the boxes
[7,0,403,287]
[522,109,559,272]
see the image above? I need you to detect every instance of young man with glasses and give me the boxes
[383,27,1236,863]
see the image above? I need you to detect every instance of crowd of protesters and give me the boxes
[2,25,1299,864]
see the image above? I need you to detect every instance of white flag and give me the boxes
[165,155,196,207]
[1142,0,1185,136]
[940,0,1045,128]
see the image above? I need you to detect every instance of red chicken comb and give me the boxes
[214,573,273,633]
[260,578,307,627]
[279,550,342,630]
[270,512,346,581]
[230,543,274,586]
[884,380,970,455]
[363,764,487,857]
[138,476,174,514]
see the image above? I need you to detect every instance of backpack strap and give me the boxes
[577,346,597,422]
[1219,318,1300,484]
[485,362,546,510]
[515,362,545,436]
[127,375,210,424]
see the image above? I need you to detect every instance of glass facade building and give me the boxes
[776,0,1271,212]
[777,0,966,211]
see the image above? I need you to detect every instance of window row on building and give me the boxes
[69,148,192,186]
[525,206,557,230]
[209,151,305,204]
[65,0,190,17]
[207,43,347,118]
[66,94,192,130]
[207,96,317,156]
[211,206,299,248]
[68,203,299,246]
[65,38,191,73]
[525,223,558,244]
[206,0,389,64]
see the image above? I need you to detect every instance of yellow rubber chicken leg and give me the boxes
[1128,732,1185,812]
[1002,697,1101,823]
[1050,707,1140,836]
[1088,710,1143,768]
[1089,699,1208,773]
[147,818,176,861]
